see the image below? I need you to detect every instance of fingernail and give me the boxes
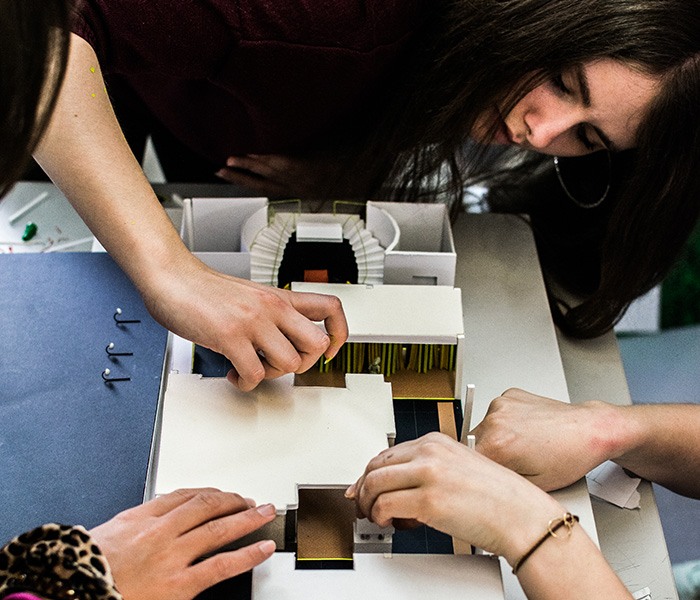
[259,540,276,554]
[226,157,237,166]
[257,503,276,517]
[345,484,356,498]
[244,497,256,508]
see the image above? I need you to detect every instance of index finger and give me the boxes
[167,489,256,535]
[347,441,422,504]
[135,488,234,518]
[288,292,348,359]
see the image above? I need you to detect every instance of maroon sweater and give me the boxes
[72,0,420,165]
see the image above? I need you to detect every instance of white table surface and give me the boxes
[455,212,677,600]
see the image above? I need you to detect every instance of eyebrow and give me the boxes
[573,64,618,152]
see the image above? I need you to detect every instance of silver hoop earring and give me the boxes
[553,153,611,209]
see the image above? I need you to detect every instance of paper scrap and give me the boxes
[586,460,641,509]
[632,586,652,600]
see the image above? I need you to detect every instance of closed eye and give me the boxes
[551,73,570,95]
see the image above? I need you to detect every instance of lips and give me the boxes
[472,108,517,146]
[491,111,514,145]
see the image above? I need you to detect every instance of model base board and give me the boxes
[252,553,504,599]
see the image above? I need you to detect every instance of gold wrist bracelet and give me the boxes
[512,512,579,575]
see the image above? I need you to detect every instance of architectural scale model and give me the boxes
[149,198,502,598]
[150,285,503,598]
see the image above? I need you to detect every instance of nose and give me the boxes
[523,105,581,150]
[509,87,584,151]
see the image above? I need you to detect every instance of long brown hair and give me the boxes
[344,0,700,338]
[0,0,71,197]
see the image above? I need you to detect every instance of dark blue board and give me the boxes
[0,253,168,543]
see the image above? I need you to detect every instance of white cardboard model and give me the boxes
[180,197,456,286]
[291,282,467,409]
[253,553,504,600]
[365,201,456,286]
[162,202,602,600]
[150,282,505,599]
[292,282,463,344]
[152,372,395,511]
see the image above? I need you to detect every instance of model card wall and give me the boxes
[180,196,267,278]
[365,201,456,286]
[181,197,457,287]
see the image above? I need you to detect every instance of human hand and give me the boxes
[471,388,621,491]
[346,432,564,565]
[143,260,348,391]
[217,153,354,199]
[90,489,277,600]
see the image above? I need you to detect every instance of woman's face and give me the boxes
[473,59,660,156]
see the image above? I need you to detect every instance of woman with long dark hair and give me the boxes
[215,0,700,340]
[31,0,697,384]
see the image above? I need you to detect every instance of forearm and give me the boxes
[474,390,700,496]
[351,434,632,600]
[514,519,631,600]
[497,483,631,599]
[33,33,195,293]
[607,403,700,498]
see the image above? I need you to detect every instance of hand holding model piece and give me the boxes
[348,432,632,600]
[33,34,348,391]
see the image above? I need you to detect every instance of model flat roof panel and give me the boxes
[292,283,464,344]
[154,373,395,512]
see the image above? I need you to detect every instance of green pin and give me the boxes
[22,222,38,241]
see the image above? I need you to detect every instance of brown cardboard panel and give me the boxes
[436,400,472,555]
[388,368,455,399]
[294,370,348,388]
[295,368,455,398]
[437,401,459,440]
[297,488,355,560]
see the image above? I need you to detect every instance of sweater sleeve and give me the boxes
[0,524,122,600]
[69,0,235,77]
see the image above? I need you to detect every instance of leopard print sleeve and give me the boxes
[0,524,122,600]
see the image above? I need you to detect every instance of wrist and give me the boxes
[129,238,211,309]
[511,512,579,574]
[494,482,567,567]
[582,401,640,463]
[125,233,196,294]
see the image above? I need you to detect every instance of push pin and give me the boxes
[113,307,141,325]
[102,368,131,383]
[106,342,133,357]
